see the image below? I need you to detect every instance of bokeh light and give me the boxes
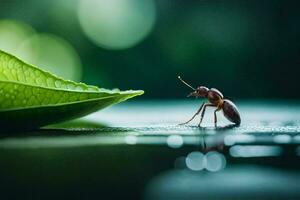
[273,135,292,144]
[185,151,205,171]
[125,135,137,145]
[224,135,256,146]
[78,0,156,50]
[167,135,183,148]
[205,151,226,172]
[185,151,226,172]
[0,20,35,54]
[16,34,82,81]
[229,145,283,157]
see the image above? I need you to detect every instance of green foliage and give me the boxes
[0,50,143,129]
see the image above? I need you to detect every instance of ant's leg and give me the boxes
[198,103,214,127]
[214,107,221,127]
[179,102,205,125]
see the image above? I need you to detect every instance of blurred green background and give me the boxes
[0,0,299,99]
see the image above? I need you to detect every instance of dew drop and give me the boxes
[46,78,54,86]
[67,84,75,90]
[36,77,43,85]
[55,80,62,87]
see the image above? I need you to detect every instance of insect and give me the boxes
[178,76,241,127]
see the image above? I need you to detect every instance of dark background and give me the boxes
[0,0,299,99]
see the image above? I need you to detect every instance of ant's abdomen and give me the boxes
[222,99,241,125]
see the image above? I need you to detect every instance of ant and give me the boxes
[178,76,241,127]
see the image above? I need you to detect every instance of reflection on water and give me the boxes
[0,119,300,200]
[166,135,183,148]
[185,151,205,171]
[185,151,226,172]
[145,166,300,200]
[229,145,283,157]
[0,102,300,200]
[224,134,256,146]
[125,135,138,145]
[205,151,226,172]
[273,134,292,144]
[143,129,300,200]
[295,146,300,156]
[174,156,186,169]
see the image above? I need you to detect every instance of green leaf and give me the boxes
[0,50,143,130]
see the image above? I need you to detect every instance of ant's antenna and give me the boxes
[178,76,196,91]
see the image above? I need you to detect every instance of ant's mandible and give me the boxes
[178,76,241,127]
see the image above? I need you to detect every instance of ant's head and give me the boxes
[189,86,209,97]
[178,76,208,98]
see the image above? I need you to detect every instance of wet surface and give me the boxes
[0,100,300,199]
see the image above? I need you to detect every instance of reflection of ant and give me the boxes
[198,134,224,153]
[178,76,241,127]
